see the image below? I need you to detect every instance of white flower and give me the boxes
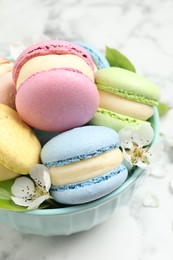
[11,164,51,210]
[9,35,50,60]
[119,124,163,169]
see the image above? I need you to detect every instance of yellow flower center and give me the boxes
[127,143,149,165]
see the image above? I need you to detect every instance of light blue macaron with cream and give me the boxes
[75,41,110,69]
[41,126,128,205]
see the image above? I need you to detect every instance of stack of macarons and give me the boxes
[0,39,160,206]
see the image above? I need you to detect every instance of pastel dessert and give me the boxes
[13,40,99,132]
[0,58,16,109]
[90,67,161,131]
[41,126,128,205]
[75,41,110,69]
[0,104,41,182]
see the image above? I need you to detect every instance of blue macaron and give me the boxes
[75,41,110,69]
[41,126,128,205]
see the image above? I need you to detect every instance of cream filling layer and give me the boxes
[16,54,94,89]
[50,148,124,186]
[0,163,20,182]
[99,89,154,120]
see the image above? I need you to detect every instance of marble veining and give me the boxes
[0,0,173,259]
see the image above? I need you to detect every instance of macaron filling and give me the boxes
[97,83,159,106]
[44,144,118,168]
[51,163,127,191]
[16,54,95,89]
[50,148,124,186]
[99,89,154,120]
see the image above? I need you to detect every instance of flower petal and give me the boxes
[142,192,159,207]
[10,35,50,60]
[133,124,154,147]
[119,127,134,149]
[11,196,31,207]
[10,43,26,61]
[145,142,164,163]
[11,177,35,199]
[121,148,133,166]
[29,164,51,191]
[43,170,51,192]
[135,160,149,169]
[27,194,50,210]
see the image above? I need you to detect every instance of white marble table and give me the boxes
[0,0,173,259]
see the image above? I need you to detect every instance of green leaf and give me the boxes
[0,188,11,200]
[106,46,136,72]
[0,179,27,211]
[158,102,171,116]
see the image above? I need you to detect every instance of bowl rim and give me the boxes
[22,107,160,216]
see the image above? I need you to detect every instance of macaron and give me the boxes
[41,126,128,205]
[0,104,41,182]
[75,41,110,69]
[0,58,16,109]
[13,40,99,132]
[89,67,161,131]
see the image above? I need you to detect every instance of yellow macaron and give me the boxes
[0,57,16,109]
[0,104,41,181]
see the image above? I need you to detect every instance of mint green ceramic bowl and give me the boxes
[0,108,160,236]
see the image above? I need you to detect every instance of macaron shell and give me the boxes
[0,72,16,109]
[96,67,161,104]
[51,164,128,205]
[89,108,151,132]
[0,104,41,174]
[0,58,13,76]
[0,163,20,182]
[16,68,99,132]
[41,125,120,167]
[99,89,154,120]
[13,40,95,82]
[75,41,110,69]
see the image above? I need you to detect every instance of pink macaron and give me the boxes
[13,40,99,132]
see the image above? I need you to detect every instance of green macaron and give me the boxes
[89,67,160,131]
